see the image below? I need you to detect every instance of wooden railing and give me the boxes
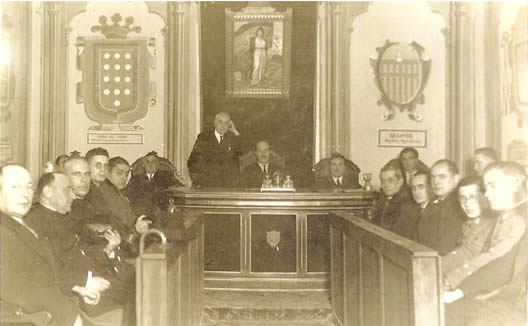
[135,218,204,326]
[328,211,443,326]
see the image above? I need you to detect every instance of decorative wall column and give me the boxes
[314,2,350,163]
[40,2,68,172]
[447,2,477,172]
[484,2,502,153]
[166,2,202,182]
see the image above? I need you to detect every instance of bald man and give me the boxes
[187,112,242,187]
[240,140,282,188]
[0,165,83,326]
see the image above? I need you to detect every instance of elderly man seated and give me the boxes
[240,140,283,188]
[26,171,132,325]
[125,151,184,218]
[0,165,84,326]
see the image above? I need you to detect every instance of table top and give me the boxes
[166,187,377,209]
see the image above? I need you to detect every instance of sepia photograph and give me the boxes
[0,1,526,326]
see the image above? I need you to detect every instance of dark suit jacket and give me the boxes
[416,191,466,255]
[392,200,422,240]
[315,175,360,189]
[240,162,281,188]
[387,158,429,185]
[0,211,79,326]
[101,180,137,227]
[187,130,242,187]
[372,184,413,233]
[125,170,183,217]
[25,206,134,313]
[85,183,135,239]
[72,192,137,258]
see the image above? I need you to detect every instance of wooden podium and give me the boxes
[170,188,376,291]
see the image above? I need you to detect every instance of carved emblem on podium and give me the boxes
[76,14,156,131]
[266,230,281,250]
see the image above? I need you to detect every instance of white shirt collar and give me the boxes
[258,162,269,171]
[333,176,343,183]
[11,216,24,224]
[214,130,224,143]
[41,203,58,213]
[11,216,39,238]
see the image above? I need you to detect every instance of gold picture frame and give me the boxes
[225,7,292,98]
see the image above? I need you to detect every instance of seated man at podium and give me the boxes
[240,140,283,188]
[187,112,242,187]
[314,153,361,189]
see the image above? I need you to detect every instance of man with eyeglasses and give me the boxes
[371,163,413,233]
[444,162,527,326]
[441,176,497,289]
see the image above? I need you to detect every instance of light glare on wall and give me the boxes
[0,39,9,66]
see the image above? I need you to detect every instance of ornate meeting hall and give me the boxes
[0,1,526,326]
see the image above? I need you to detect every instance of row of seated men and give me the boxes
[187,111,362,189]
[370,146,527,325]
[0,148,186,326]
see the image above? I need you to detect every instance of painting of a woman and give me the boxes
[226,8,292,98]
[249,27,267,85]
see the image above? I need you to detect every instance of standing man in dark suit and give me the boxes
[417,159,466,255]
[240,140,281,188]
[0,165,84,326]
[125,151,183,218]
[315,153,361,189]
[188,112,242,187]
[444,162,527,326]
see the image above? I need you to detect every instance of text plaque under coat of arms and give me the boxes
[76,14,156,131]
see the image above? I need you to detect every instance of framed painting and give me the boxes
[225,7,292,98]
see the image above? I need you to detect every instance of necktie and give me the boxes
[263,165,268,175]
[220,135,224,144]
[336,178,341,186]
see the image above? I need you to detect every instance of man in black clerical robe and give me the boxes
[0,166,81,326]
[26,172,134,323]
[372,163,413,233]
[187,112,242,187]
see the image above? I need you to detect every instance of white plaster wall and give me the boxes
[66,2,166,163]
[347,2,447,189]
[499,3,528,162]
